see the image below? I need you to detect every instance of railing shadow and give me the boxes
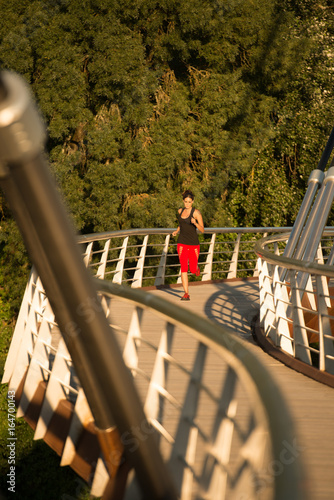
[203,280,260,342]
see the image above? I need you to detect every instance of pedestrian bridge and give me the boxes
[2,69,334,500]
[3,226,334,500]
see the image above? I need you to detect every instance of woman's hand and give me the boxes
[172,230,179,237]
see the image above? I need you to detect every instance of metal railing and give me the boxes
[77,227,293,286]
[255,229,334,376]
[2,267,306,499]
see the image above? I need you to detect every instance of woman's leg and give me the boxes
[189,245,200,275]
[177,244,190,298]
[181,271,189,295]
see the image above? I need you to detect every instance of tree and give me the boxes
[226,0,334,227]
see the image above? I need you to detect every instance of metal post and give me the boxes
[281,122,334,278]
[0,70,178,500]
[297,165,334,292]
[301,166,334,262]
[283,169,324,260]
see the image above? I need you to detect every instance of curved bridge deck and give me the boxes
[145,279,334,500]
[4,273,334,499]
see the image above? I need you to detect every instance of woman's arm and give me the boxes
[172,208,182,237]
[191,210,204,233]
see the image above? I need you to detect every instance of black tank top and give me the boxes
[177,207,200,245]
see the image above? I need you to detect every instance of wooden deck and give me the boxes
[147,279,334,500]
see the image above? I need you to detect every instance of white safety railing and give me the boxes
[2,269,305,500]
[255,229,334,377]
[78,227,292,286]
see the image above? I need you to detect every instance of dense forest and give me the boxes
[0,0,334,312]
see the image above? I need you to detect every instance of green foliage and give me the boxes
[0,0,332,238]
[0,220,30,316]
[228,148,303,227]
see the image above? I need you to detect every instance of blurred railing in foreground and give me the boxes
[78,226,292,286]
[3,267,304,499]
[255,228,334,377]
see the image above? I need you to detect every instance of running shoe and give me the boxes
[181,293,190,301]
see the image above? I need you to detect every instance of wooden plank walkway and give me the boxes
[147,279,334,500]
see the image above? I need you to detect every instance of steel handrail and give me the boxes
[78,226,293,244]
[254,228,334,376]
[77,226,295,286]
[254,228,334,276]
[94,278,306,500]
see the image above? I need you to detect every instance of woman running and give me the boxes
[172,190,204,300]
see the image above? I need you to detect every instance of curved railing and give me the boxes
[77,226,292,286]
[96,279,305,499]
[255,229,334,380]
[2,265,306,499]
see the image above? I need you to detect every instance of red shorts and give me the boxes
[177,244,200,273]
